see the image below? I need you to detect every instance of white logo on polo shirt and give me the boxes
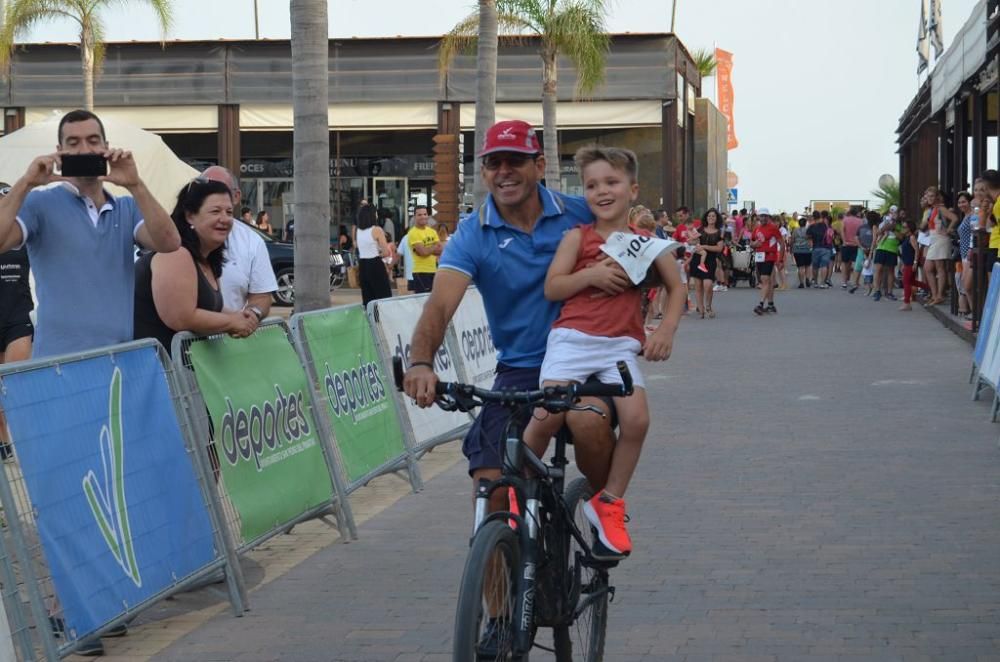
[498,238,513,249]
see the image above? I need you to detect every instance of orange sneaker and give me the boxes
[583,491,631,560]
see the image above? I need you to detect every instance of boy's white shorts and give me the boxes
[540,327,645,389]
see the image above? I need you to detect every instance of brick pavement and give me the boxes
[133,284,1000,661]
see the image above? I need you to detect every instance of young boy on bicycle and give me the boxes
[523,145,685,560]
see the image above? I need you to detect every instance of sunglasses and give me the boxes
[183,175,211,196]
[482,153,539,171]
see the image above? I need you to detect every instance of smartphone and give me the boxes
[60,154,107,178]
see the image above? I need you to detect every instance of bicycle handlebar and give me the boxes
[392,356,633,412]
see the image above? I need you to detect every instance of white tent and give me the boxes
[0,113,198,210]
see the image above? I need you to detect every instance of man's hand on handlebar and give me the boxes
[403,364,439,408]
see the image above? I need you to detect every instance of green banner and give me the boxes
[188,326,334,544]
[299,307,406,483]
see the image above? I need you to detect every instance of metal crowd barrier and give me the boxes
[171,319,356,557]
[0,340,243,660]
[366,294,473,459]
[290,305,422,495]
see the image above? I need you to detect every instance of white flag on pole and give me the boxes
[917,0,930,74]
[928,0,944,58]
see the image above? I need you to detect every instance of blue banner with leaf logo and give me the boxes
[0,344,216,639]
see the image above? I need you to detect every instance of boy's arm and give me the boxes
[544,229,628,301]
[643,251,684,361]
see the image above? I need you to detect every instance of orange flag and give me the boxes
[715,48,738,150]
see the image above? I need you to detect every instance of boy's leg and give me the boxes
[602,389,649,498]
[522,380,570,460]
[584,388,649,560]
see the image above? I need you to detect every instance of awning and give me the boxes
[25,106,219,132]
[459,101,663,129]
[241,103,439,130]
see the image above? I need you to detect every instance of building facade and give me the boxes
[2,33,725,236]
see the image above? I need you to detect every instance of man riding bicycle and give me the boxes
[404,120,626,518]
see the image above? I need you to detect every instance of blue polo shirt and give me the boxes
[439,185,593,368]
[17,184,144,357]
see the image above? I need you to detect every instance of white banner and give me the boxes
[447,288,499,390]
[979,294,1000,389]
[0,600,15,662]
[369,295,471,446]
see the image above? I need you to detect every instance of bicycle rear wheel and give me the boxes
[553,477,608,662]
[453,520,526,662]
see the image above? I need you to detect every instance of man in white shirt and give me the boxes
[202,166,278,324]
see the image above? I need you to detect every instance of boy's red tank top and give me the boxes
[552,224,647,344]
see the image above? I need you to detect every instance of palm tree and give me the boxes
[690,47,716,78]
[0,0,173,111]
[290,0,330,313]
[472,0,497,207]
[440,0,610,193]
[871,180,902,214]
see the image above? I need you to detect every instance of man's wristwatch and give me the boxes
[248,305,264,321]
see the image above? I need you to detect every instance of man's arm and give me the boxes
[103,149,179,252]
[0,154,66,252]
[247,292,272,319]
[403,269,470,407]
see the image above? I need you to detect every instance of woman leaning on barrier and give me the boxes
[133,178,256,354]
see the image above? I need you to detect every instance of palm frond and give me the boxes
[546,1,609,96]
[496,0,545,33]
[870,181,901,214]
[438,8,538,78]
[690,47,716,78]
[111,0,173,42]
[438,10,480,76]
[0,1,80,65]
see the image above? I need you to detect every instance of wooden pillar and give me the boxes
[954,97,967,194]
[939,112,951,189]
[3,107,24,135]
[661,100,677,212]
[973,92,987,178]
[218,104,240,172]
[432,102,461,231]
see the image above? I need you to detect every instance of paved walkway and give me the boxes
[99,284,1000,661]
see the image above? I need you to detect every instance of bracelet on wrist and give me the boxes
[410,361,435,370]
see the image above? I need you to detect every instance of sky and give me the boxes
[12,0,984,211]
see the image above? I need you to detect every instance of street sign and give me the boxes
[727,188,738,205]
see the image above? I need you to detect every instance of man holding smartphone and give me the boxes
[0,109,180,359]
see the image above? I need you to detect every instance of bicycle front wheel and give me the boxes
[553,477,608,662]
[454,520,525,662]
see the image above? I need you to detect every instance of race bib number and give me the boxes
[754,252,766,263]
[600,233,680,285]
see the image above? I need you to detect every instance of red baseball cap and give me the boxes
[478,120,542,158]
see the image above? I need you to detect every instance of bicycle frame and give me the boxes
[470,414,612,656]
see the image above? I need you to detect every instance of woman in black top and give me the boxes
[134,179,255,354]
[689,208,725,318]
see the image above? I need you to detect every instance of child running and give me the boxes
[522,145,685,560]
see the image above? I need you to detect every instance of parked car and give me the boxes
[254,227,347,306]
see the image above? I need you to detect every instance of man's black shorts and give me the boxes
[840,245,859,265]
[0,316,32,353]
[463,363,618,475]
[412,272,435,294]
[793,252,812,268]
[757,261,775,276]
[874,249,898,267]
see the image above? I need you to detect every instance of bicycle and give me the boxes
[393,358,633,661]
